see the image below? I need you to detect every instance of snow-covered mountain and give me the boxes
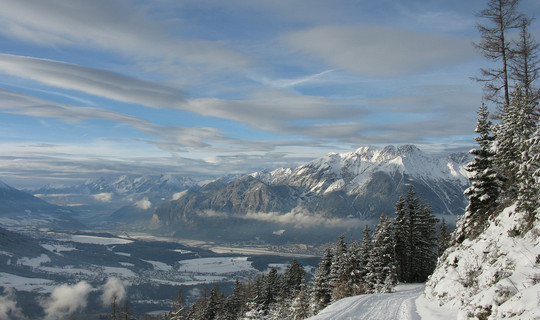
[31,174,198,197]
[0,180,85,230]
[153,145,471,243]
[24,174,201,226]
[253,145,469,194]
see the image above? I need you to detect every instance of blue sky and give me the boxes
[0,0,538,188]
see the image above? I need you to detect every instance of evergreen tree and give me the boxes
[516,126,540,229]
[201,285,224,320]
[282,259,306,301]
[329,235,349,302]
[437,218,451,257]
[344,240,364,296]
[119,299,135,320]
[495,87,536,201]
[290,280,310,320]
[459,104,501,241]
[262,267,280,310]
[393,187,438,282]
[220,280,244,320]
[185,287,208,320]
[414,201,438,282]
[365,214,396,293]
[357,225,373,285]
[394,192,412,283]
[309,248,333,313]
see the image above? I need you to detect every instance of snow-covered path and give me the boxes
[307,284,425,320]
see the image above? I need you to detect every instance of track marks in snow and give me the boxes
[308,284,424,320]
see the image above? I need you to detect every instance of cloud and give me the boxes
[0,54,187,108]
[135,198,152,210]
[0,0,249,70]
[0,58,367,145]
[93,193,113,202]
[100,277,127,307]
[283,25,476,77]
[0,288,24,320]
[41,281,92,319]
[172,191,188,200]
[253,69,335,88]
[243,207,365,229]
[184,89,368,132]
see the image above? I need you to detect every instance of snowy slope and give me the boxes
[306,284,427,320]
[424,204,540,319]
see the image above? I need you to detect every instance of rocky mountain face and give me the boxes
[153,145,471,242]
[0,180,85,230]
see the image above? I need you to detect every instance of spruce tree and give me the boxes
[495,87,536,201]
[290,280,310,320]
[282,259,305,300]
[414,201,438,282]
[310,248,333,313]
[329,235,349,302]
[344,240,364,296]
[364,214,396,293]
[459,104,501,241]
[394,192,412,283]
[357,225,373,286]
[516,126,540,229]
[437,218,451,257]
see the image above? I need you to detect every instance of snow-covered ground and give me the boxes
[306,284,460,320]
[425,204,540,319]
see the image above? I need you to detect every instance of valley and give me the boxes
[0,227,319,318]
[0,144,470,318]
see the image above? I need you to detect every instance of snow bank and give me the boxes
[424,204,540,319]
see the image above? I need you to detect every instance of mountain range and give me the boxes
[26,174,202,226]
[152,145,471,243]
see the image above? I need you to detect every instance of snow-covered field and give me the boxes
[0,272,55,293]
[177,257,256,274]
[68,234,133,245]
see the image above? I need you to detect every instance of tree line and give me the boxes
[164,187,450,320]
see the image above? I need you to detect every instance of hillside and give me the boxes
[0,180,85,230]
[423,204,540,319]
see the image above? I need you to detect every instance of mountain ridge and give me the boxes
[152,145,471,242]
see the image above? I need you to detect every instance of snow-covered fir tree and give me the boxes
[437,218,451,257]
[364,214,397,293]
[394,187,438,283]
[495,88,536,202]
[457,103,502,242]
[309,247,333,314]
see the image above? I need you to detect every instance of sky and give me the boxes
[0,0,538,188]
